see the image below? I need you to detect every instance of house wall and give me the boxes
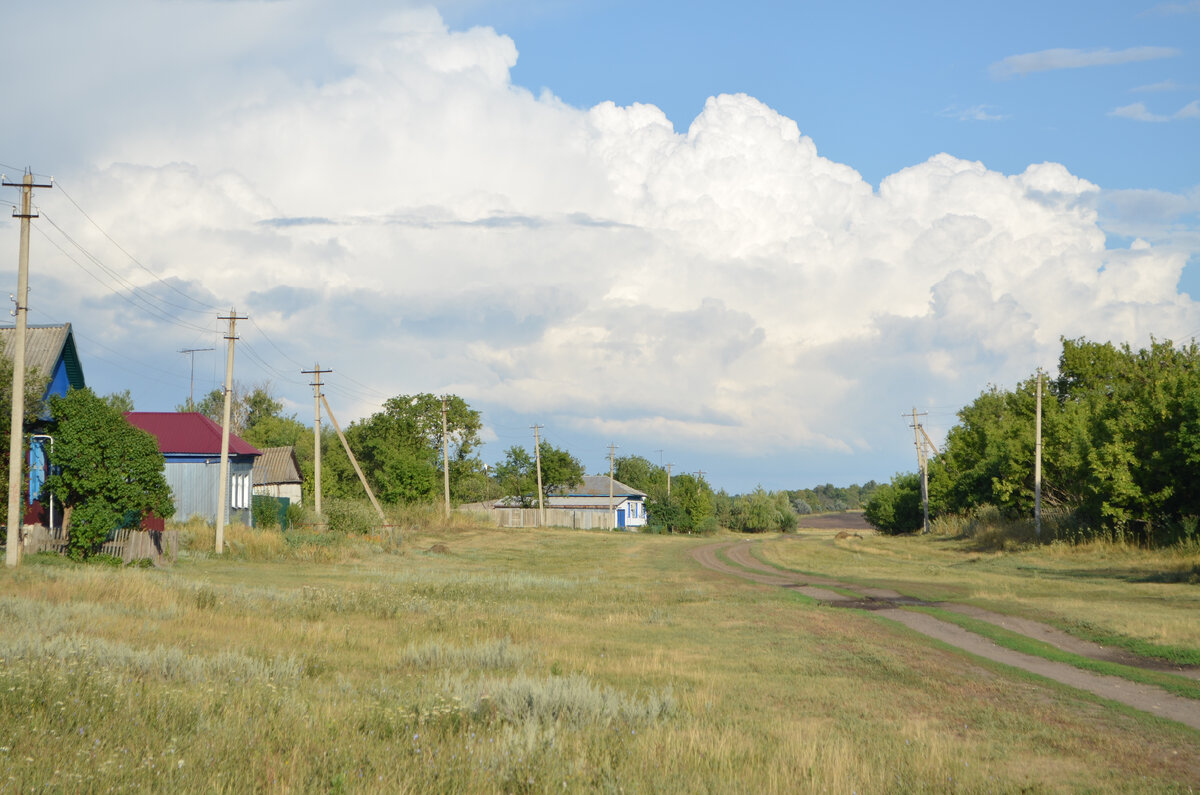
[164,457,256,526]
[253,482,302,505]
[47,358,73,400]
[482,501,646,530]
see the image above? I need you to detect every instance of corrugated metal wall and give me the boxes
[165,460,254,525]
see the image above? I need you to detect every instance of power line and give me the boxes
[52,180,219,311]
[246,316,307,371]
[33,221,212,333]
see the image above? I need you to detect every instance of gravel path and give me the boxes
[690,539,1200,732]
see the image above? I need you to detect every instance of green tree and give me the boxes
[494,445,536,506]
[493,442,584,506]
[44,388,174,557]
[539,443,585,496]
[864,473,923,535]
[183,381,286,438]
[647,472,717,533]
[102,389,135,413]
[320,393,483,505]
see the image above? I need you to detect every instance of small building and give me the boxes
[0,323,87,525]
[124,412,261,526]
[252,446,303,506]
[492,475,648,530]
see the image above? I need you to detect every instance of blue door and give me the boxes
[617,508,626,528]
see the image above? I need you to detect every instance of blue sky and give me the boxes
[1,0,1198,493]
[453,0,1198,187]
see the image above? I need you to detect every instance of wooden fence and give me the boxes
[25,525,178,564]
[468,507,618,530]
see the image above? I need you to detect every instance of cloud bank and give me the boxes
[3,5,1198,486]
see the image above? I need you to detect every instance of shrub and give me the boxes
[285,501,305,530]
[251,495,281,529]
[864,473,923,535]
[322,498,380,535]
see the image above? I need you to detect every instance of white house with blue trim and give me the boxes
[544,475,648,529]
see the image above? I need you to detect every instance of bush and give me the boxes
[864,473,923,535]
[285,501,305,530]
[251,495,281,529]
[322,498,380,535]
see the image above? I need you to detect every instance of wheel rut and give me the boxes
[690,539,1200,732]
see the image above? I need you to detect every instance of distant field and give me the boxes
[1,523,1198,792]
[792,511,873,531]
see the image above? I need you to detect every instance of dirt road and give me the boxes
[690,539,1200,732]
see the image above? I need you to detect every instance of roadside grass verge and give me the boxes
[1,524,1197,791]
[758,530,1200,662]
[908,606,1200,700]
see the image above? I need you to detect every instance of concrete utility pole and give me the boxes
[179,347,213,407]
[441,396,451,522]
[608,442,618,530]
[215,309,245,554]
[666,463,673,498]
[320,393,386,525]
[5,170,51,568]
[1035,369,1043,538]
[531,424,545,526]
[910,408,931,534]
[302,365,331,521]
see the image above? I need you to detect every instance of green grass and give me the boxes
[908,606,1200,700]
[758,530,1200,663]
[1,522,1198,792]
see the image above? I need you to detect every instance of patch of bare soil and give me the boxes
[796,512,874,531]
[690,540,1200,732]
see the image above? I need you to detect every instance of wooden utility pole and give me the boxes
[215,310,245,554]
[441,396,451,522]
[531,425,545,526]
[320,394,386,525]
[302,365,331,520]
[1035,369,1043,538]
[179,347,213,407]
[5,171,51,568]
[608,443,618,529]
[910,408,931,534]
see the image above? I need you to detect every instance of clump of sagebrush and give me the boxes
[436,671,676,729]
[0,628,303,686]
[397,637,531,671]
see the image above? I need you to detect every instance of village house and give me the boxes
[0,323,86,527]
[492,474,648,530]
[124,412,261,527]
[252,446,303,506]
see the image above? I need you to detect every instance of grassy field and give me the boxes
[758,524,1200,662]
[1,520,1198,792]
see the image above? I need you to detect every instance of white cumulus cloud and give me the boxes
[3,4,1198,485]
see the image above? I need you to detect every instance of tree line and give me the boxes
[866,337,1200,547]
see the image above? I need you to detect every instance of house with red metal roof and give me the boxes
[124,412,262,527]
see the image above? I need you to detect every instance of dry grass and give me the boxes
[1,521,1197,792]
[763,527,1200,659]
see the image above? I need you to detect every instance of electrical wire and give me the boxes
[52,180,220,312]
[33,223,214,335]
[245,316,307,371]
[40,211,214,322]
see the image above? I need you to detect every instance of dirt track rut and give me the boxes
[690,539,1200,732]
